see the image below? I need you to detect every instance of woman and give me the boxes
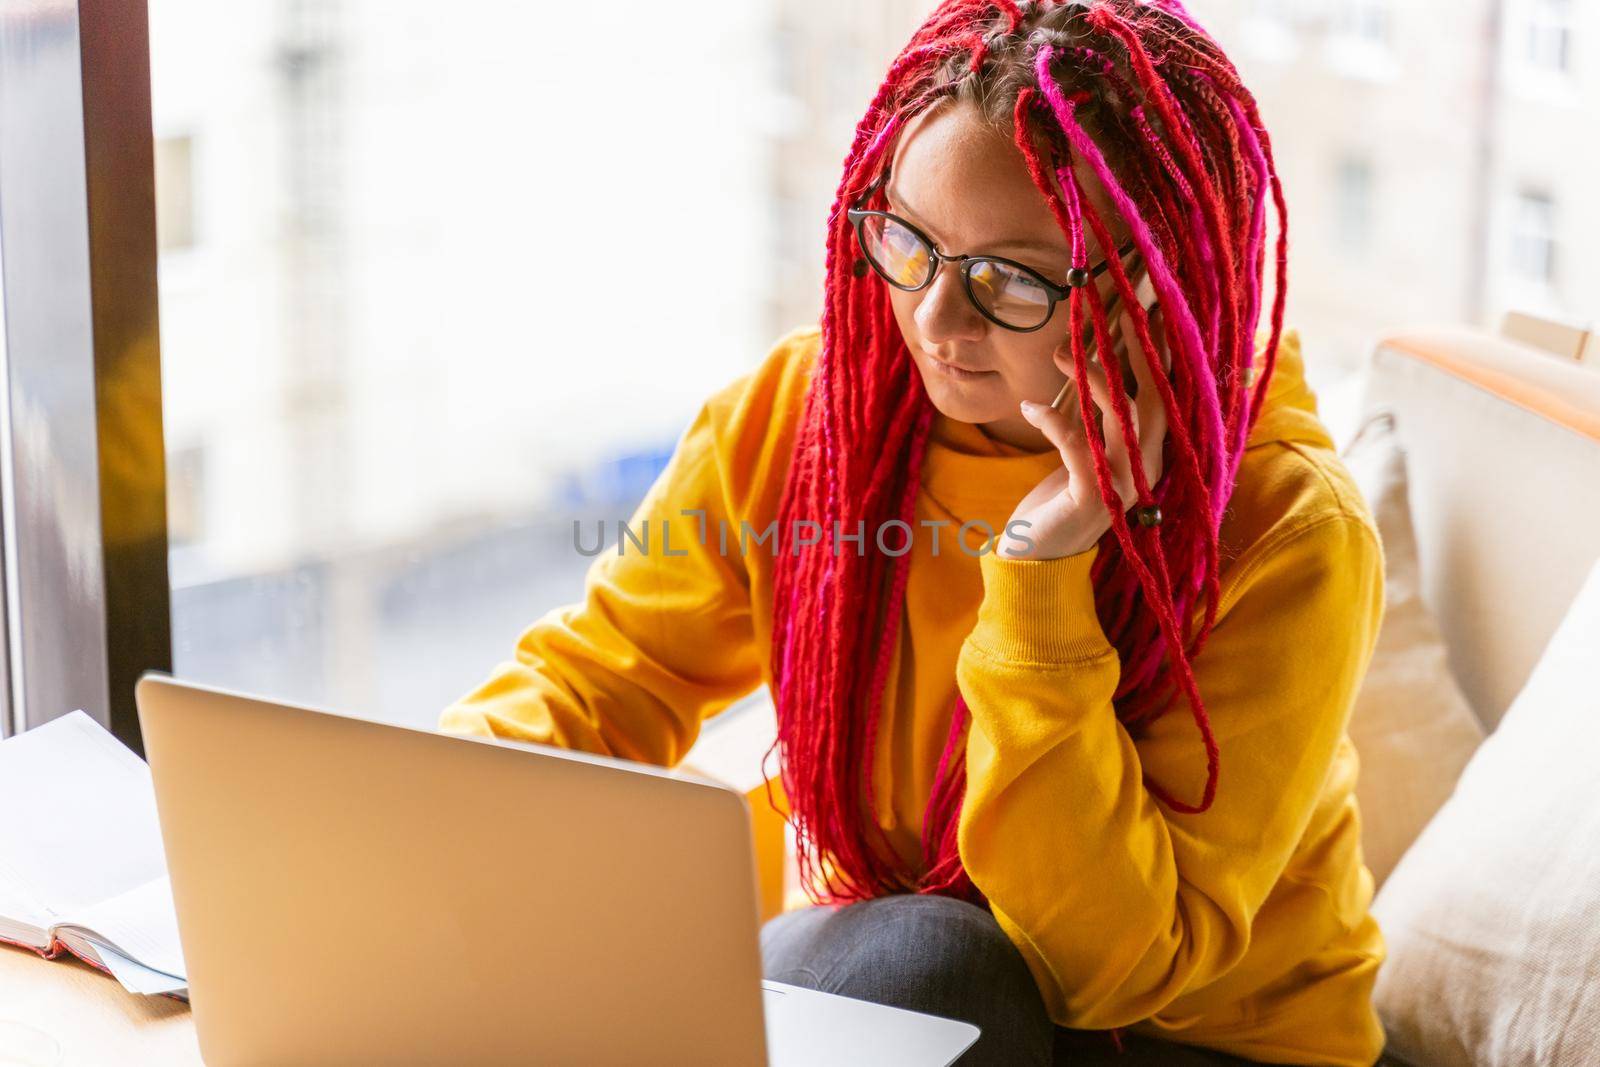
[442,1,1388,1064]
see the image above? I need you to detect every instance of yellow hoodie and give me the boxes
[441,324,1388,1066]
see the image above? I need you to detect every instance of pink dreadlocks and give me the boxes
[767,0,1288,912]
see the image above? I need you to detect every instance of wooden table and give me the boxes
[0,944,200,1065]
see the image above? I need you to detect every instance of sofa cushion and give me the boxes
[1340,409,1485,887]
[1371,553,1600,1066]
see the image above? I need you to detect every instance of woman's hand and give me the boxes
[999,302,1171,560]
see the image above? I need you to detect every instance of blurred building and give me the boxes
[765,0,1597,390]
[766,1,934,340]
[1205,0,1595,385]
[1487,0,1595,327]
[151,0,776,720]
[149,0,1594,726]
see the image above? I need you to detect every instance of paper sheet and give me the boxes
[85,939,188,996]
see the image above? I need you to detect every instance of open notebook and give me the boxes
[0,710,187,999]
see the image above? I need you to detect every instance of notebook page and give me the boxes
[59,875,186,981]
[0,865,52,943]
[0,710,167,917]
[0,867,53,948]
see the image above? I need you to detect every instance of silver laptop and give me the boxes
[134,673,980,1065]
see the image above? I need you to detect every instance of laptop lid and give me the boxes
[135,672,770,1066]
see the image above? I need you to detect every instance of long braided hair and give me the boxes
[767,0,1288,909]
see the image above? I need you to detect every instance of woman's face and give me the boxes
[880,98,1138,451]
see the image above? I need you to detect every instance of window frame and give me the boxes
[0,1,171,751]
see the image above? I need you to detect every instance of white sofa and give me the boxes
[1337,322,1600,1067]
[1349,325,1600,730]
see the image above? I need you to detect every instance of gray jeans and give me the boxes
[758,893,1262,1066]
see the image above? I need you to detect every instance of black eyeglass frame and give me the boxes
[846,164,1138,334]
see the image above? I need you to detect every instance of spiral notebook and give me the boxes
[0,711,188,999]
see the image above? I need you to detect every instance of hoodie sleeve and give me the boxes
[437,327,817,766]
[953,508,1385,1029]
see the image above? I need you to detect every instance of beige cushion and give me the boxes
[1340,409,1485,887]
[1361,332,1600,731]
[1371,554,1600,1066]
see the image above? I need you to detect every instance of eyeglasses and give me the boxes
[846,163,1137,333]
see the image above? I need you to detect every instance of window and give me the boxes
[773,22,802,99]
[1333,156,1374,258]
[1324,0,1398,81]
[767,21,807,138]
[166,443,206,547]
[143,0,818,727]
[1503,0,1578,99]
[1334,1,1388,46]
[1522,0,1574,76]
[1508,189,1558,288]
[1239,0,1298,61]
[153,134,196,253]
[825,38,870,123]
